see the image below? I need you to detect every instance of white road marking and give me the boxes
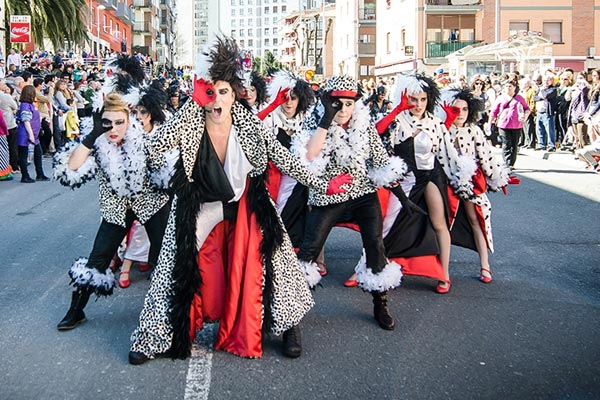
[184,323,217,400]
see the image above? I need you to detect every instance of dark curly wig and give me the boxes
[290,79,315,117]
[449,88,485,125]
[139,85,168,125]
[249,71,267,105]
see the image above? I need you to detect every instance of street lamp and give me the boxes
[97,5,106,56]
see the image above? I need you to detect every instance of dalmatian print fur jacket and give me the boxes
[387,110,478,200]
[447,124,511,252]
[291,100,407,207]
[131,100,324,358]
[53,124,170,227]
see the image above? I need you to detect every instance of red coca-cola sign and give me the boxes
[10,16,31,43]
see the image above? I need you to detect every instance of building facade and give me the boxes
[132,0,177,68]
[88,0,135,57]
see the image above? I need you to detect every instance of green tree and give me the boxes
[252,50,284,76]
[5,0,88,53]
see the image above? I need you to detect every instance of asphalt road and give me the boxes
[0,149,598,400]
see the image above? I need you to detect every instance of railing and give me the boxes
[116,1,134,22]
[133,0,151,8]
[425,0,482,5]
[358,42,376,54]
[358,7,376,21]
[426,39,481,58]
[133,21,151,32]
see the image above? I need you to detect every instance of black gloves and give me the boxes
[318,91,342,130]
[81,118,110,149]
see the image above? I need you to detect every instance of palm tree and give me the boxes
[5,0,88,53]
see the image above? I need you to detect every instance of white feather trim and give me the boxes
[298,259,322,288]
[267,70,298,100]
[195,40,214,81]
[94,125,147,198]
[150,149,179,189]
[486,164,511,192]
[368,156,408,187]
[79,116,94,137]
[68,257,116,295]
[451,154,478,199]
[91,92,103,113]
[52,141,97,188]
[354,251,403,292]
[121,86,141,107]
[391,73,430,107]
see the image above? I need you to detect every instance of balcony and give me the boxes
[133,21,152,34]
[160,17,168,29]
[133,0,151,10]
[108,0,118,9]
[358,7,376,22]
[116,2,134,24]
[425,0,482,14]
[159,0,168,9]
[426,39,481,58]
[358,42,376,55]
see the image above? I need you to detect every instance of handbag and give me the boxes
[57,113,67,131]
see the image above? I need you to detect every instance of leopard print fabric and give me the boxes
[130,100,318,357]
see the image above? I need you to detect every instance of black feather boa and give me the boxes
[168,160,283,359]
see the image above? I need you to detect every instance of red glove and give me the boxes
[192,76,216,107]
[257,87,290,121]
[442,103,461,130]
[375,92,414,134]
[502,186,507,195]
[326,173,353,195]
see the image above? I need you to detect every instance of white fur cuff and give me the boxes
[368,156,408,187]
[486,165,511,192]
[355,251,403,292]
[68,257,117,296]
[298,259,322,289]
[53,141,97,189]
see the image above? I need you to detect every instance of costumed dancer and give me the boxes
[291,75,406,330]
[128,36,350,365]
[54,92,171,331]
[118,84,178,288]
[243,71,268,114]
[347,73,476,294]
[437,88,511,284]
[257,70,329,274]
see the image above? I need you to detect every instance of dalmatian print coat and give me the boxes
[291,100,407,207]
[131,100,324,358]
[448,124,510,252]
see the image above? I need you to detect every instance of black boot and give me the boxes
[282,325,302,358]
[372,291,395,331]
[128,351,150,365]
[57,288,91,331]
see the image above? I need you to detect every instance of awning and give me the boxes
[447,32,553,62]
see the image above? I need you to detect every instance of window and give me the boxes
[116,23,120,35]
[240,8,244,15]
[239,29,245,37]
[543,21,562,43]
[265,38,270,46]
[248,0,253,4]
[248,28,253,36]
[248,39,253,46]
[248,7,253,15]
[232,9,236,16]
[231,0,235,5]
[103,15,107,32]
[231,29,237,37]
[282,6,286,13]
[239,0,243,5]
[273,6,278,13]
[264,28,269,35]
[232,20,237,27]
[240,19,245,26]
[272,17,277,23]
[240,40,245,47]
[248,18,253,26]
[509,21,529,36]
[264,7,269,14]
[123,29,126,41]
[273,38,278,45]
[386,32,391,54]
[273,27,278,35]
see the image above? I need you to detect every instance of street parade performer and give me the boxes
[54,91,171,331]
[128,36,351,364]
[291,75,407,331]
[437,88,511,284]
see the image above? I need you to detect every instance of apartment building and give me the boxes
[132,0,177,68]
[89,0,135,56]
[375,0,600,79]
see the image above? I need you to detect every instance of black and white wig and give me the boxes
[391,72,440,114]
[108,54,146,85]
[438,87,485,125]
[196,35,244,98]
[139,85,168,125]
[268,70,315,117]
[249,71,267,105]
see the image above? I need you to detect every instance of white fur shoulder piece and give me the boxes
[52,140,97,189]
